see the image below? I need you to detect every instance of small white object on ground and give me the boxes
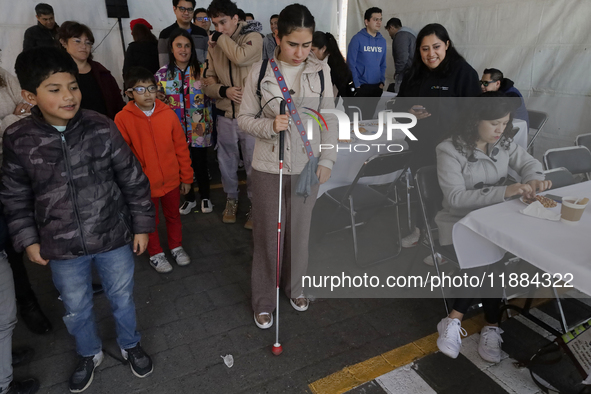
[221,354,234,368]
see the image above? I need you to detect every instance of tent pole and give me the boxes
[117,17,126,57]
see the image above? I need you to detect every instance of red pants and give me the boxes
[148,187,182,256]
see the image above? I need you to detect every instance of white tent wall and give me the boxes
[348,0,591,158]
[0,0,338,94]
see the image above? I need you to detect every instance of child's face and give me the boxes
[127,80,157,112]
[172,36,192,66]
[22,72,81,126]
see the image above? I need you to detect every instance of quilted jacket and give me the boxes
[0,107,155,260]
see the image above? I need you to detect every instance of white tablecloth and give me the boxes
[452,181,591,295]
[318,120,408,197]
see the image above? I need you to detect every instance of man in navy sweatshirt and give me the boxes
[347,7,387,119]
[480,68,529,129]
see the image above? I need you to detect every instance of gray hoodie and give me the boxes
[392,26,416,78]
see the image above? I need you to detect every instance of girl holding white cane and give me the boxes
[238,4,337,330]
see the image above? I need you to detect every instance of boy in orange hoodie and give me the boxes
[115,67,194,273]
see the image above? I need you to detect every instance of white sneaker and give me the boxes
[179,200,197,215]
[254,312,273,329]
[171,246,191,266]
[149,253,173,273]
[436,317,467,359]
[423,253,449,266]
[201,199,213,213]
[478,326,504,363]
[401,227,421,248]
[290,297,310,312]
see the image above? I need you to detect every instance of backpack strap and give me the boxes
[319,69,324,96]
[256,59,269,102]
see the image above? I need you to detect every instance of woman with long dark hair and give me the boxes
[311,31,355,98]
[397,23,481,247]
[123,21,160,77]
[238,4,337,329]
[434,92,550,363]
[58,21,125,119]
[154,29,214,216]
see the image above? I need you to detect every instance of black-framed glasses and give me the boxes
[195,17,209,21]
[126,85,158,94]
[176,6,194,14]
[480,80,496,87]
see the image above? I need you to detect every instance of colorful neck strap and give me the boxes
[269,58,314,159]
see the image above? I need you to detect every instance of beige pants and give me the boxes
[250,170,319,314]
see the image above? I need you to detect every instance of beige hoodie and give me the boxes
[203,21,263,119]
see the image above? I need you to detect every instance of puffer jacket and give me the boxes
[0,107,155,260]
[238,49,338,175]
[203,21,263,119]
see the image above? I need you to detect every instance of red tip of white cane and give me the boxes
[272,343,283,356]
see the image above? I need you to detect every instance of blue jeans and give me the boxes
[50,245,140,357]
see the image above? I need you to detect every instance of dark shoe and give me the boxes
[69,351,103,393]
[121,343,153,378]
[18,300,52,335]
[5,378,40,394]
[12,347,35,367]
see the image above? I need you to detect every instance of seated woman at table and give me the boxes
[434,91,551,363]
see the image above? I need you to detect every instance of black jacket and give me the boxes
[23,22,59,51]
[0,108,155,260]
[398,59,481,169]
[123,40,160,78]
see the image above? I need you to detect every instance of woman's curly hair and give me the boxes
[451,91,519,157]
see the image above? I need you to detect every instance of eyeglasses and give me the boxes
[176,6,194,14]
[480,80,496,87]
[72,38,93,47]
[126,85,158,94]
[195,17,209,22]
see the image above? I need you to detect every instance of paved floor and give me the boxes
[9,168,591,393]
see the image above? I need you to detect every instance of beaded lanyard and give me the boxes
[269,58,315,159]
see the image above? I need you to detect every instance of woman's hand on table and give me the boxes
[525,180,552,198]
[504,183,533,198]
[13,102,32,116]
[273,114,289,133]
[316,165,331,184]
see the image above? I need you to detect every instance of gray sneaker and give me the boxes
[171,247,190,266]
[149,253,173,273]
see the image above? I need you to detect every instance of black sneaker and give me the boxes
[6,378,40,394]
[121,343,153,378]
[69,351,103,393]
[12,347,35,367]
